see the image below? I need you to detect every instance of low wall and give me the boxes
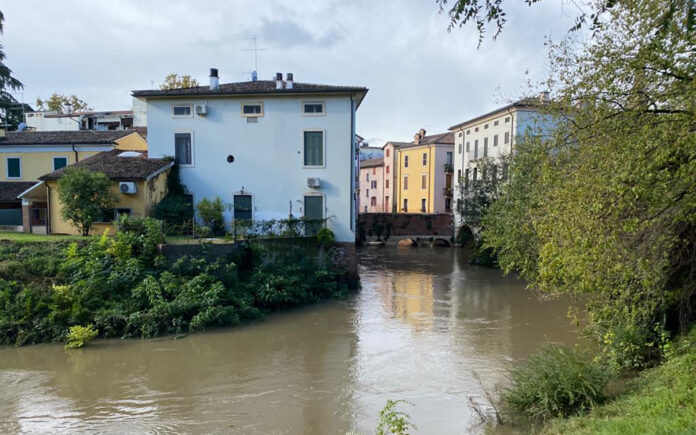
[357,213,454,240]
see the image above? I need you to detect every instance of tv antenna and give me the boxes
[242,36,267,78]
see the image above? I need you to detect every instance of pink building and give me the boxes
[358,158,385,213]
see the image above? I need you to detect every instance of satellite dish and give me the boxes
[251,70,258,82]
[17,122,27,131]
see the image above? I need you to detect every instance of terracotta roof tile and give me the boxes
[0,181,38,202]
[39,150,172,182]
[0,130,141,146]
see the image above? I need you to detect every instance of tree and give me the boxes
[159,73,199,90]
[482,0,696,370]
[0,10,25,129]
[197,197,225,235]
[35,93,91,114]
[57,168,118,236]
[436,0,620,45]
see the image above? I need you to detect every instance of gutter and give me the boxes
[350,94,355,231]
[145,161,175,181]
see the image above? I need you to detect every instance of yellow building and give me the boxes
[395,130,454,214]
[0,129,148,233]
[20,150,172,235]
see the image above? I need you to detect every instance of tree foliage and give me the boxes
[57,168,118,236]
[0,11,26,129]
[482,0,696,370]
[197,197,225,235]
[159,73,199,90]
[35,93,91,114]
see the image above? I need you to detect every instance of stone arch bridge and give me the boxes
[357,213,454,247]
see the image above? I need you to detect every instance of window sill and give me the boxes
[303,165,326,169]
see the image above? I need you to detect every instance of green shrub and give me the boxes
[0,260,27,280]
[376,400,416,435]
[197,197,225,235]
[317,227,335,248]
[64,324,98,349]
[504,344,609,421]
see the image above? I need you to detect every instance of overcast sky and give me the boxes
[2,0,579,145]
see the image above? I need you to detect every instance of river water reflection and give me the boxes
[0,248,574,434]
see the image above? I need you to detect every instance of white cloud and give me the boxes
[2,0,575,142]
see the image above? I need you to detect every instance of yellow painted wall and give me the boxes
[0,150,99,182]
[396,145,436,213]
[46,168,169,235]
[114,133,148,151]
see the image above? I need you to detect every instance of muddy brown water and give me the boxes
[0,248,574,434]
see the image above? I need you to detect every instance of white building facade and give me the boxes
[133,71,368,242]
[449,99,551,231]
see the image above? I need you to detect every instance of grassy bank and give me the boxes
[0,231,89,242]
[543,330,696,434]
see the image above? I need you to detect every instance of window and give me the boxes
[385,196,390,208]
[422,153,427,166]
[116,208,131,219]
[366,189,370,197]
[404,155,409,168]
[386,165,390,174]
[465,168,470,188]
[475,127,479,132]
[372,167,376,175]
[458,132,463,137]
[494,135,499,147]
[446,151,453,164]
[370,197,377,207]
[100,208,131,223]
[233,195,252,220]
[466,129,470,135]
[371,180,377,189]
[457,169,461,182]
[403,175,408,190]
[386,149,390,157]
[445,197,452,211]
[6,157,21,179]
[172,105,192,117]
[304,195,324,235]
[304,131,324,167]
[421,198,426,212]
[421,174,427,189]
[458,143,462,154]
[241,102,263,117]
[494,120,499,126]
[504,132,510,144]
[505,116,510,123]
[403,198,408,212]
[484,137,488,157]
[484,123,489,129]
[366,173,370,181]
[364,206,368,213]
[303,102,325,115]
[174,133,192,166]
[466,142,470,152]
[386,179,390,188]
[473,167,478,181]
[53,157,68,171]
[474,140,479,159]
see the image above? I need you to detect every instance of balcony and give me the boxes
[443,163,454,173]
[442,187,453,197]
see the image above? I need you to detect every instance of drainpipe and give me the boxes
[427,145,432,213]
[46,184,51,235]
[350,94,355,231]
[71,144,78,162]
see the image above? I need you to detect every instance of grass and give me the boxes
[0,231,91,242]
[544,329,696,434]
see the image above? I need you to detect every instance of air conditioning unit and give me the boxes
[307,177,321,188]
[194,104,208,116]
[119,182,137,194]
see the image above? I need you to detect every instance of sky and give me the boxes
[2,0,579,145]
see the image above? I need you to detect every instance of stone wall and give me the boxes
[357,213,454,240]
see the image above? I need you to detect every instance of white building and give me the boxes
[132,69,368,242]
[449,98,551,231]
[24,110,136,131]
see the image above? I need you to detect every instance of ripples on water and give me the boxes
[0,248,574,434]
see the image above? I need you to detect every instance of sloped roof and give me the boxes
[39,150,173,182]
[448,98,542,131]
[391,132,455,150]
[0,130,141,146]
[360,158,384,168]
[0,181,37,202]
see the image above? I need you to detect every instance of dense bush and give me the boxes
[197,197,225,235]
[0,217,356,346]
[504,344,609,422]
[64,324,98,349]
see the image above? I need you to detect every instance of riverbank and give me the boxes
[542,328,696,434]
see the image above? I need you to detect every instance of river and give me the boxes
[0,248,574,434]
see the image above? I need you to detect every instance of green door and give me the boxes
[304,195,323,236]
[233,195,252,221]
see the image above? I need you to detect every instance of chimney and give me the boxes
[275,72,283,89]
[539,91,550,103]
[286,73,294,89]
[209,68,219,90]
[414,134,420,144]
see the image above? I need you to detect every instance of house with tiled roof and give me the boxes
[358,158,385,213]
[0,129,147,233]
[386,129,455,214]
[19,149,172,235]
[132,68,368,242]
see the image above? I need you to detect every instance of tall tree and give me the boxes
[35,93,91,114]
[57,168,118,236]
[0,10,26,129]
[159,73,199,90]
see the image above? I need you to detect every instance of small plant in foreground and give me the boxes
[376,399,416,435]
[503,344,608,421]
[65,325,98,350]
[317,227,335,248]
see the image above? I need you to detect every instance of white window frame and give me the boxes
[303,192,326,219]
[52,156,69,171]
[171,104,193,118]
[302,101,326,117]
[174,130,195,168]
[302,129,326,169]
[241,101,264,118]
[6,156,22,180]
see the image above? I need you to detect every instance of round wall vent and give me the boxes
[227,155,235,163]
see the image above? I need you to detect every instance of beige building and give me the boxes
[358,158,385,213]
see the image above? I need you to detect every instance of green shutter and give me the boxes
[233,195,252,220]
[7,158,20,178]
[304,195,323,235]
[304,131,323,166]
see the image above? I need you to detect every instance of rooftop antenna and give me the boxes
[242,36,267,80]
